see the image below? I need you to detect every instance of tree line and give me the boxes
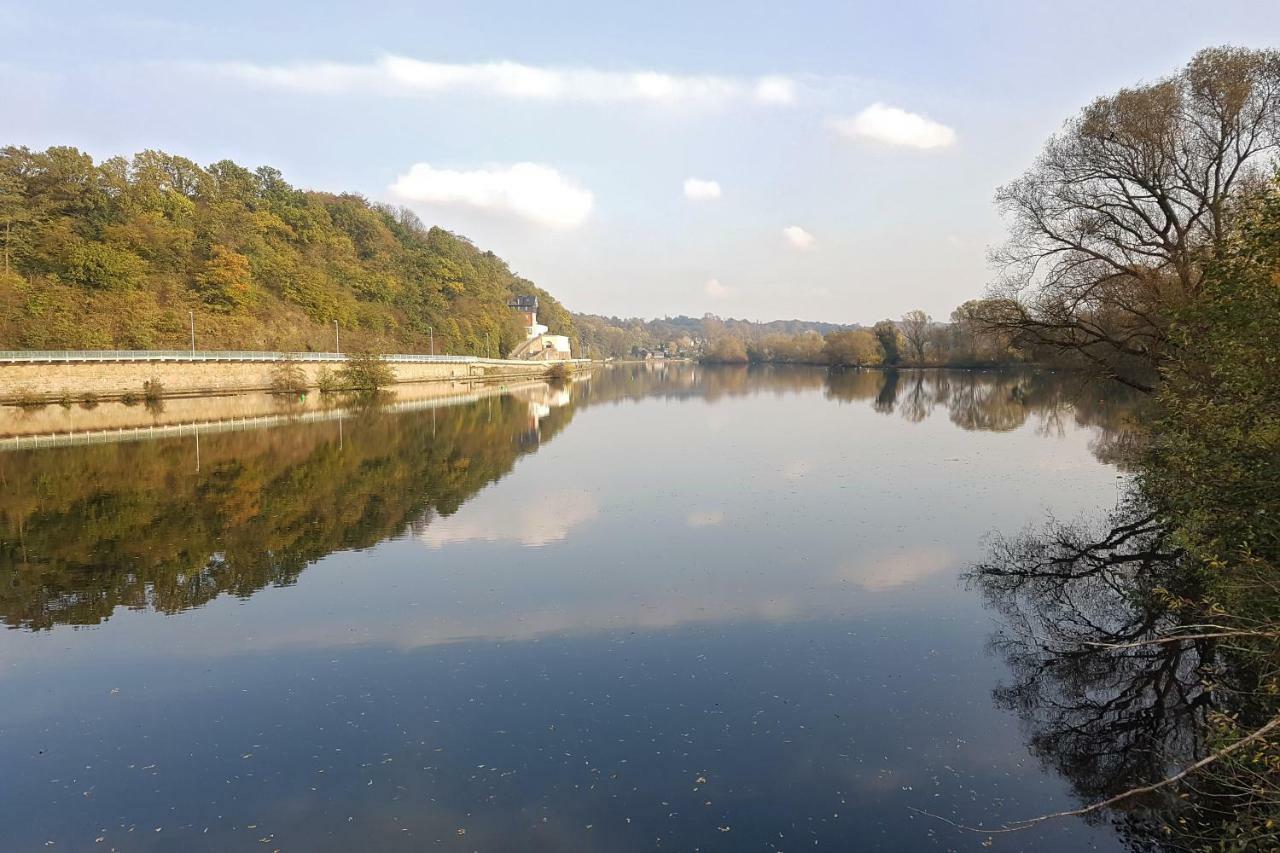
[0,146,575,355]
[696,303,1021,367]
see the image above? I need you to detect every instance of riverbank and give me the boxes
[0,352,590,405]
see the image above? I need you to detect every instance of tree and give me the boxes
[0,170,32,275]
[703,336,748,363]
[195,245,253,311]
[900,310,932,364]
[823,329,883,367]
[986,46,1280,390]
[873,320,901,365]
[337,350,396,391]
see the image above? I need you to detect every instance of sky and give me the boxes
[3,1,1279,324]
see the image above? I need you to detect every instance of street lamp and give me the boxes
[189,310,195,356]
[429,326,434,356]
[334,320,340,355]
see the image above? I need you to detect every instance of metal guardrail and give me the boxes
[0,350,480,364]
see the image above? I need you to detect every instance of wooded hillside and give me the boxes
[0,146,575,354]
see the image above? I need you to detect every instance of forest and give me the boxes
[0,146,575,355]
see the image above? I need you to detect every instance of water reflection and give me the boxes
[967,502,1271,848]
[0,391,578,629]
[0,366,1136,633]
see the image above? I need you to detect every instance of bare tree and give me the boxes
[899,310,932,364]
[984,46,1280,391]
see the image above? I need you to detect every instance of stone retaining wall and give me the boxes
[0,358,560,403]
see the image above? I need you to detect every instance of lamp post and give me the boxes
[429,326,434,356]
[334,320,340,356]
[189,310,195,356]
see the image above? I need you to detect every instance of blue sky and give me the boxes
[4,1,1279,322]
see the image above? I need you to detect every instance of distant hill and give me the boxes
[0,146,575,354]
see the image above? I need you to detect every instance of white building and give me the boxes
[507,296,573,360]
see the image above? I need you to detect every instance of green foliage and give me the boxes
[1145,178,1280,603]
[873,320,901,365]
[65,242,148,290]
[1136,177,1280,846]
[337,350,395,391]
[0,145,577,352]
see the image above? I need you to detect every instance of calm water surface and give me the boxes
[0,366,1138,851]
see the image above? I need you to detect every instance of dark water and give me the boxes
[0,366,1140,851]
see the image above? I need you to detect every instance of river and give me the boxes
[0,365,1139,851]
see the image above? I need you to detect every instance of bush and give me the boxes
[270,359,309,395]
[121,391,139,406]
[143,378,165,402]
[79,392,99,409]
[337,350,395,391]
[547,362,569,385]
[58,391,74,408]
[316,367,341,394]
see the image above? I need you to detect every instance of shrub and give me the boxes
[143,378,165,402]
[79,392,99,409]
[270,359,309,395]
[337,350,395,391]
[58,391,73,408]
[547,362,570,385]
[121,391,139,406]
[316,367,341,394]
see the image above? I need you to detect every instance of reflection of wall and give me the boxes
[0,379,552,440]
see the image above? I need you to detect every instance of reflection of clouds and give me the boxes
[418,491,598,548]
[836,547,955,591]
[686,510,726,528]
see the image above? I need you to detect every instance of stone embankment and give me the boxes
[0,354,581,404]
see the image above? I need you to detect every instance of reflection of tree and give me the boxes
[899,373,933,423]
[820,368,1138,458]
[822,368,883,404]
[874,369,899,413]
[969,504,1272,849]
[0,392,581,629]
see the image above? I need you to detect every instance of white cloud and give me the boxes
[683,177,722,201]
[705,278,731,299]
[200,54,796,107]
[830,102,956,150]
[419,492,598,548]
[754,75,797,104]
[390,162,593,229]
[782,225,815,249]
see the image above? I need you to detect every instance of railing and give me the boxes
[0,350,480,364]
